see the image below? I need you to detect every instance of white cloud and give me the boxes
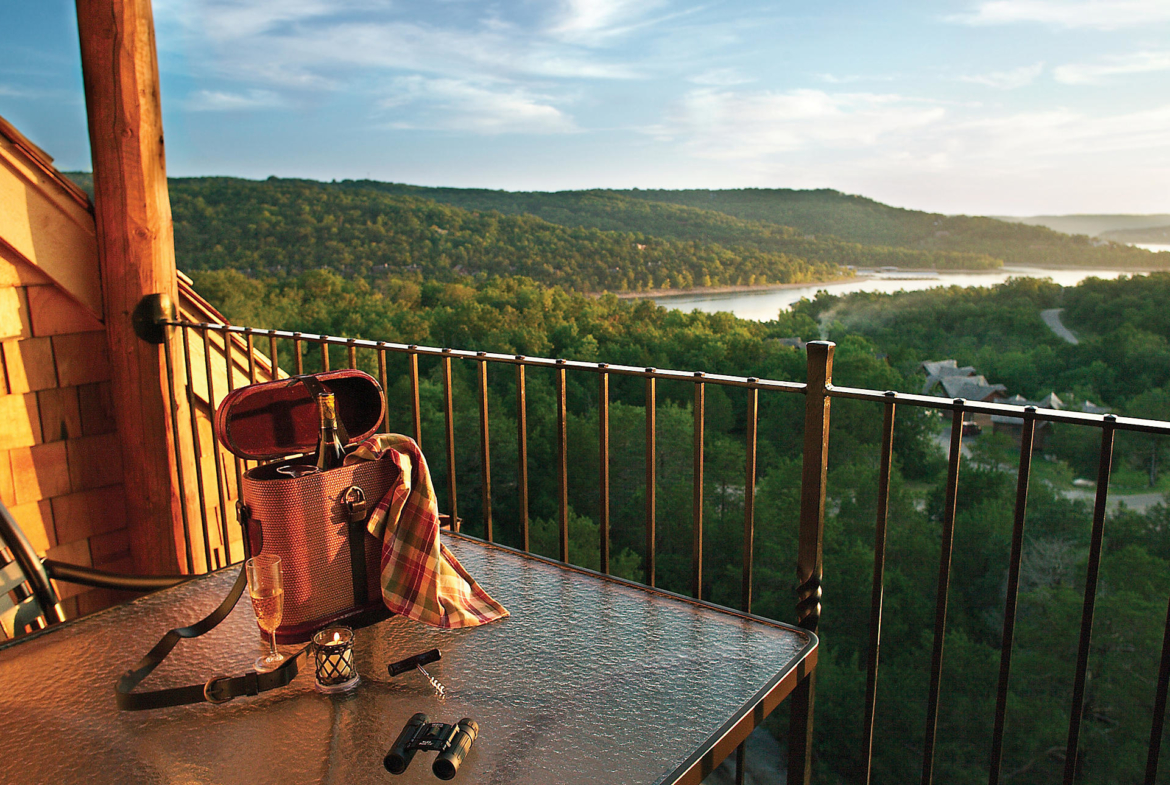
[946,105,1170,160]
[818,73,897,85]
[548,0,667,44]
[378,77,576,134]
[184,88,286,111]
[155,3,645,88]
[1054,51,1170,84]
[155,0,383,41]
[648,85,1170,203]
[655,88,947,160]
[688,68,753,86]
[284,21,605,82]
[959,63,1044,89]
[950,0,1170,30]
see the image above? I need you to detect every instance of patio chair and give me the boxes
[0,502,187,640]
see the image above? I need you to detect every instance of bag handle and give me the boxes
[115,508,308,711]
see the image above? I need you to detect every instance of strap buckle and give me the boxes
[343,485,368,523]
[203,675,234,704]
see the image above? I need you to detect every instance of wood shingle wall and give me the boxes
[1,114,280,618]
[0,242,129,618]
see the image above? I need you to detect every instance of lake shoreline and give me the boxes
[602,263,1170,301]
[629,265,1164,322]
[604,275,864,300]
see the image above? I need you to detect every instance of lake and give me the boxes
[650,265,1161,322]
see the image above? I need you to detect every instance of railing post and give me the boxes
[789,340,834,783]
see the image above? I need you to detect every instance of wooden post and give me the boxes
[789,340,834,784]
[76,0,189,574]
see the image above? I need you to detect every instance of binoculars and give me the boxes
[384,713,478,780]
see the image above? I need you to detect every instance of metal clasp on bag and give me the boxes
[342,486,367,523]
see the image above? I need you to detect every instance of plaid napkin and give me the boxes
[343,434,509,629]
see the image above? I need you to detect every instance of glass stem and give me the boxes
[270,630,278,660]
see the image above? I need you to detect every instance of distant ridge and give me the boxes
[994,213,1170,238]
[342,182,1165,269]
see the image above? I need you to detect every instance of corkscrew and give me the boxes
[388,648,448,697]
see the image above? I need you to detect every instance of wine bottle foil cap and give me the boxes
[317,392,337,420]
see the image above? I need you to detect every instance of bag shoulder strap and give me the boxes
[115,562,307,711]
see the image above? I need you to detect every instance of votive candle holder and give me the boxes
[313,626,359,694]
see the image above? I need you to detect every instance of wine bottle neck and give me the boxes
[317,393,338,428]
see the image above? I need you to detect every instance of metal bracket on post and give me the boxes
[131,293,175,344]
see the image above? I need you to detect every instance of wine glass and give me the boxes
[246,554,286,672]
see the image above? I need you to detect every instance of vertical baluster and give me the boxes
[790,341,834,785]
[409,348,422,446]
[245,329,258,473]
[862,394,896,784]
[441,351,457,524]
[922,403,966,785]
[742,380,758,611]
[556,361,569,563]
[246,329,257,384]
[477,356,492,542]
[222,328,245,504]
[293,333,304,376]
[378,345,389,433]
[347,339,357,370]
[320,339,330,372]
[988,408,1036,785]
[645,371,657,587]
[1063,417,1117,785]
[516,361,530,552]
[1145,595,1170,784]
[268,333,278,378]
[161,329,194,574]
[180,325,213,572]
[202,326,231,565]
[599,367,610,574]
[692,374,705,599]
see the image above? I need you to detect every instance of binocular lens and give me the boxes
[432,718,478,781]
[432,757,457,781]
[385,751,411,775]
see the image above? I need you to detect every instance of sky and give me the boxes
[2,0,1169,216]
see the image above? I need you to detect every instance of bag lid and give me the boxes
[213,370,386,460]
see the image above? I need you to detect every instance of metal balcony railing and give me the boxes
[161,318,1170,785]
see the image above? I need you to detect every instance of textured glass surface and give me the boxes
[0,538,813,785]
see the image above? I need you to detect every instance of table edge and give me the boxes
[446,532,818,639]
[662,643,818,785]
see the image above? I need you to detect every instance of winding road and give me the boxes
[1041,308,1079,344]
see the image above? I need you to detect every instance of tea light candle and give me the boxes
[313,626,359,694]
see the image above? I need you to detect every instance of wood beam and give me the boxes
[76,0,189,574]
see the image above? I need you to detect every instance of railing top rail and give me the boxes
[829,385,1170,435]
[169,318,1170,435]
[166,319,807,393]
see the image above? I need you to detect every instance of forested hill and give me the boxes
[165,176,845,292]
[616,188,1160,268]
[347,180,1159,269]
[338,181,999,271]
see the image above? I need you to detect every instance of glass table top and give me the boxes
[0,535,815,785]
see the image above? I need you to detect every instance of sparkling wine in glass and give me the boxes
[246,554,286,672]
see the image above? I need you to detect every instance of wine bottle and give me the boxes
[315,391,346,470]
